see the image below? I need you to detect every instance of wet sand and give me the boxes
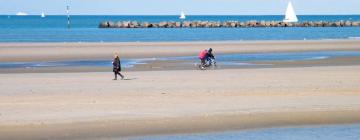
[1,39,360,73]
[2,56,360,74]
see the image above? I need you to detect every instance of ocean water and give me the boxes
[126,124,360,140]
[1,51,359,69]
[0,15,360,42]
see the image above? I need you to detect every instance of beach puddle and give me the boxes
[0,59,145,69]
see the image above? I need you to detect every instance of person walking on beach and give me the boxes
[112,53,124,80]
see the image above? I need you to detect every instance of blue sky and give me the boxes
[1,0,359,15]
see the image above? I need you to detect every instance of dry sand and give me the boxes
[1,66,360,139]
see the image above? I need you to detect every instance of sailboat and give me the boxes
[16,12,28,16]
[41,12,46,18]
[283,1,298,22]
[179,11,186,20]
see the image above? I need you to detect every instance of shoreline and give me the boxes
[2,57,360,74]
[1,39,360,62]
[1,38,359,45]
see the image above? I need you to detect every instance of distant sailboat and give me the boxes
[283,1,298,22]
[41,12,46,18]
[16,12,28,16]
[179,11,186,20]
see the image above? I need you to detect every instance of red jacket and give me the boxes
[199,50,208,59]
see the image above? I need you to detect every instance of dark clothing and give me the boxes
[113,57,121,72]
[113,56,124,80]
[200,51,215,66]
[200,58,206,66]
[114,71,124,80]
[206,52,215,60]
[205,52,215,63]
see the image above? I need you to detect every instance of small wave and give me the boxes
[123,61,148,68]
[320,38,338,41]
[305,56,329,60]
[32,63,68,67]
[348,37,360,39]
[219,62,272,66]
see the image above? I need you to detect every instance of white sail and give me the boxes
[283,1,298,22]
[179,11,186,19]
[41,12,46,18]
[16,12,28,16]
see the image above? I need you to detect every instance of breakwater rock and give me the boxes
[99,20,360,28]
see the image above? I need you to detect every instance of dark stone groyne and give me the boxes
[99,20,360,28]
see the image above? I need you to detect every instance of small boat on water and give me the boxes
[179,11,186,20]
[41,12,46,18]
[283,1,298,22]
[16,12,28,16]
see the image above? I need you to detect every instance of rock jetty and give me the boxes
[99,20,360,28]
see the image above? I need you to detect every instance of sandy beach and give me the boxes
[1,40,360,62]
[1,40,360,139]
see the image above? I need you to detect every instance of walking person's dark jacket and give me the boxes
[113,56,121,72]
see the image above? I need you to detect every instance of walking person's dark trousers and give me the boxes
[113,68,124,80]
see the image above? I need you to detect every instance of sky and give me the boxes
[1,0,359,15]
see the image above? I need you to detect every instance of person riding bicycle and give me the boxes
[199,49,208,66]
[206,48,215,63]
[198,48,215,67]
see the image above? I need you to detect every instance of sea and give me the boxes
[0,15,360,42]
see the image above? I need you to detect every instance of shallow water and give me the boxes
[1,51,360,69]
[0,59,143,69]
[0,15,360,42]
[164,51,360,61]
[126,124,360,140]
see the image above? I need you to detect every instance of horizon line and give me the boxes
[2,14,360,16]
